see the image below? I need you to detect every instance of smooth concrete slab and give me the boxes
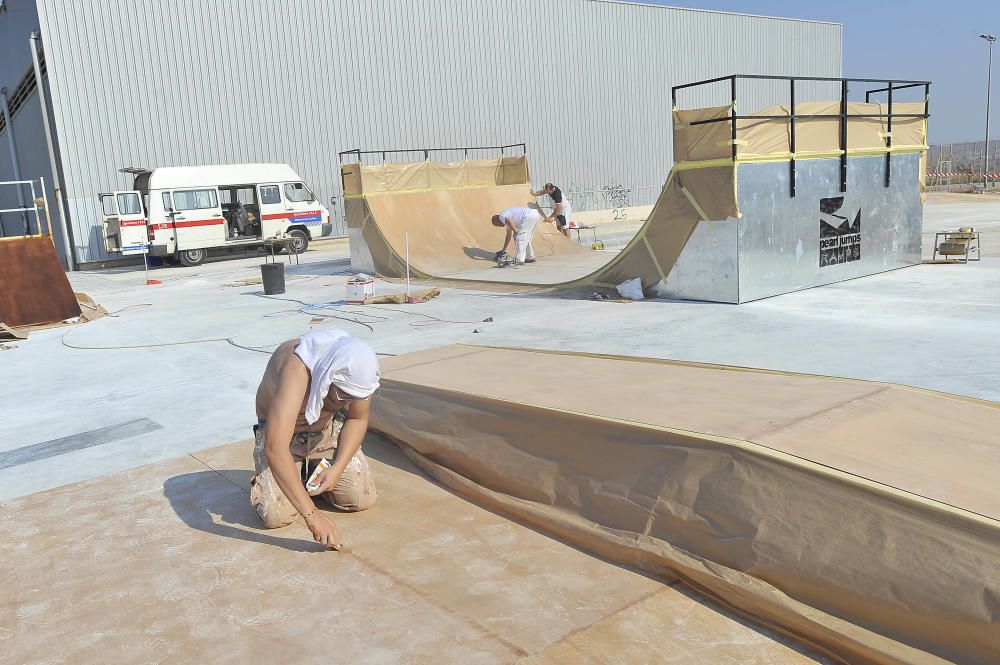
[0,200,997,502]
[0,435,826,664]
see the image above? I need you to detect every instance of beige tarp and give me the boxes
[355,182,590,279]
[345,99,926,290]
[676,102,928,162]
[344,158,735,292]
[372,346,1000,665]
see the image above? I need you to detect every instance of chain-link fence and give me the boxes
[558,184,662,216]
[927,140,1000,191]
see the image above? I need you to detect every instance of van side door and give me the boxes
[114,191,149,255]
[169,187,225,249]
[99,191,147,254]
[257,183,285,238]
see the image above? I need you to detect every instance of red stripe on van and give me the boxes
[150,218,224,231]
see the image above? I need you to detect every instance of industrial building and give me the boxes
[0,0,841,267]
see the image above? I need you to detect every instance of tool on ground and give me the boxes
[495,250,515,268]
[346,274,375,304]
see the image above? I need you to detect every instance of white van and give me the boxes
[100,164,332,266]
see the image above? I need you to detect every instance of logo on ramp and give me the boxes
[819,196,861,267]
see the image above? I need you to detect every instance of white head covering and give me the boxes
[294,329,380,424]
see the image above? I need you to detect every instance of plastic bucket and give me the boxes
[260,263,285,295]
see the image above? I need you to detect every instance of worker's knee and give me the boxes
[325,484,377,512]
[250,471,298,529]
[323,450,377,512]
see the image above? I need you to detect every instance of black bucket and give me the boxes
[260,263,285,295]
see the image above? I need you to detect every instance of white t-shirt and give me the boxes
[498,207,536,230]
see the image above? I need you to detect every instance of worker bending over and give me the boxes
[251,329,380,548]
[492,206,541,265]
[531,182,573,238]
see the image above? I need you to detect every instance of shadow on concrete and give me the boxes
[462,246,496,262]
[163,470,325,553]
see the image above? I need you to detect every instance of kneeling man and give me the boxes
[252,329,380,548]
[491,206,541,265]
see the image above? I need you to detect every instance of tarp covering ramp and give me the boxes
[372,345,1000,665]
[344,100,926,292]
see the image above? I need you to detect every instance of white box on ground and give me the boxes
[346,275,374,304]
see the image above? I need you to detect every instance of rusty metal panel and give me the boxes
[0,237,79,327]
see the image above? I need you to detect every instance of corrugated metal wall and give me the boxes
[33,0,841,264]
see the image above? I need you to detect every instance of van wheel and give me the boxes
[178,248,206,267]
[286,229,309,254]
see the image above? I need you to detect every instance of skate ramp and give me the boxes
[373,345,1000,665]
[345,98,927,299]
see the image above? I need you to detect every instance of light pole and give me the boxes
[979,34,996,189]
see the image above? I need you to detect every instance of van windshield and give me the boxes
[173,189,219,210]
[284,182,315,203]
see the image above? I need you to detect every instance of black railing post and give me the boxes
[840,79,848,193]
[885,82,893,188]
[790,78,796,197]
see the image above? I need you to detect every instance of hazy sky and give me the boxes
[639,1,1000,145]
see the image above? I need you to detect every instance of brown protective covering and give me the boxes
[359,182,589,279]
[372,346,1000,665]
[675,102,928,163]
[0,237,80,327]
[347,99,926,290]
[345,156,736,291]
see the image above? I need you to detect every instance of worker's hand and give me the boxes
[310,465,342,496]
[305,510,341,549]
[495,250,505,260]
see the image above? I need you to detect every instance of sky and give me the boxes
[637,0,1000,145]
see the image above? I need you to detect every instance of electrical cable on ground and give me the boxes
[60,289,494,354]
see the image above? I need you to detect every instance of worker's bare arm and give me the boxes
[264,357,339,546]
[501,225,513,251]
[314,398,371,493]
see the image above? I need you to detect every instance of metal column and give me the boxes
[29,31,75,271]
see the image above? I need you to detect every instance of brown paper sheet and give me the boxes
[371,345,1000,665]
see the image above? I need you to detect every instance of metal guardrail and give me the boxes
[0,177,52,239]
[672,74,932,197]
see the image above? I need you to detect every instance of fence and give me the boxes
[0,178,52,238]
[927,140,1000,191]
[558,184,662,218]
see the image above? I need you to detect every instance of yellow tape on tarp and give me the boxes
[641,235,667,281]
[680,185,711,222]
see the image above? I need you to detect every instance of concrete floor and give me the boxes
[1,196,996,662]
[1,196,998,501]
[0,435,830,664]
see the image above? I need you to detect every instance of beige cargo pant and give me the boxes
[250,420,377,529]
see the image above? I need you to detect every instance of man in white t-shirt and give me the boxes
[491,206,541,265]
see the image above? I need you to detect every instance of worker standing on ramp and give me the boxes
[251,329,380,548]
[531,182,573,237]
[492,207,541,265]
